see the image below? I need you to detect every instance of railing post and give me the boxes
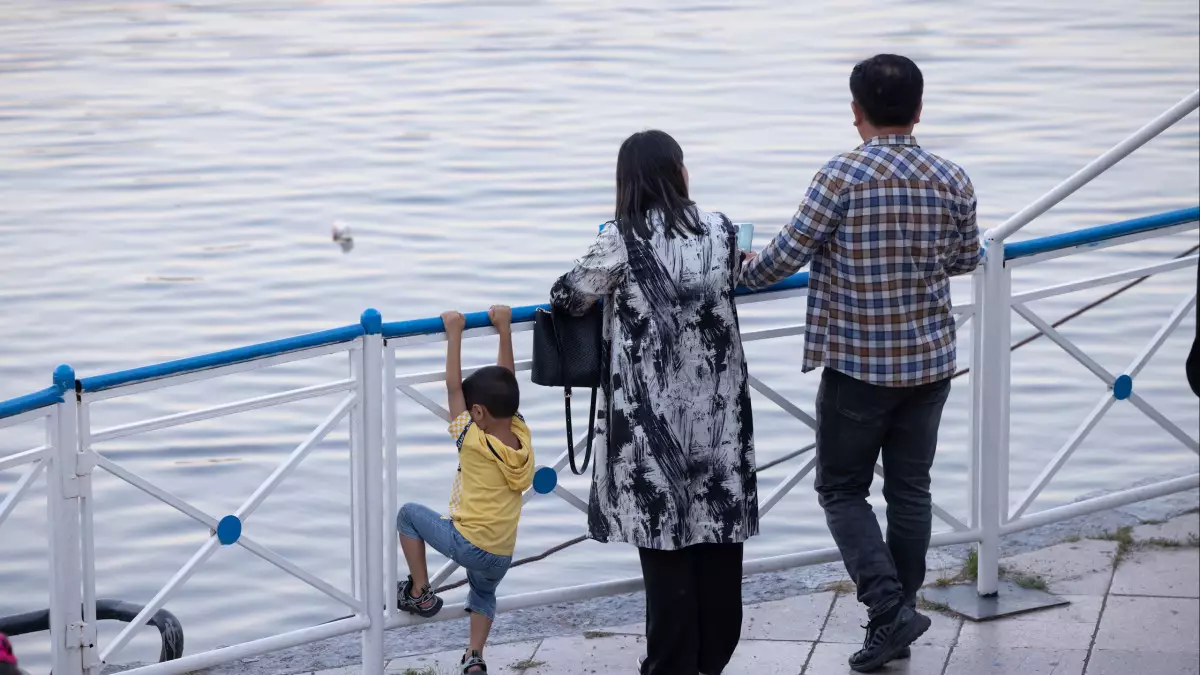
[968,272,985,532]
[47,364,86,675]
[975,241,1011,596]
[383,343,398,619]
[357,310,386,674]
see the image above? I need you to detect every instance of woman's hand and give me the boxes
[488,305,513,330]
[441,310,466,335]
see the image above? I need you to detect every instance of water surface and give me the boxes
[1,1,1198,670]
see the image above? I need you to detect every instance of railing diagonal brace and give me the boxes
[0,459,46,527]
[236,534,363,611]
[235,394,355,521]
[1126,291,1198,379]
[1012,303,1115,385]
[398,385,452,422]
[1128,394,1200,454]
[1011,392,1116,519]
[748,375,818,431]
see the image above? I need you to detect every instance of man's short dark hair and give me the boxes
[463,365,520,418]
[850,54,924,127]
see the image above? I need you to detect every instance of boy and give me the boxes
[396,305,534,675]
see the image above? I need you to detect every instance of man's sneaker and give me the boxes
[895,646,911,660]
[397,575,443,618]
[848,606,930,673]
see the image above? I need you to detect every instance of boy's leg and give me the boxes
[463,564,507,672]
[398,534,428,593]
[469,611,493,654]
[396,503,457,594]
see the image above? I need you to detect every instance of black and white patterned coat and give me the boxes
[551,208,759,551]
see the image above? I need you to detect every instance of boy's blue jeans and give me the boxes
[397,502,511,620]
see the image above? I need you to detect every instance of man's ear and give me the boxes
[851,99,864,127]
[913,100,923,125]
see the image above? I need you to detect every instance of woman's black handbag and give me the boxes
[531,305,604,475]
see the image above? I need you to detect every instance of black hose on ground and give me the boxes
[0,599,184,663]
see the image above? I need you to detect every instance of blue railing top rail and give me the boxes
[0,207,1195,418]
[0,366,75,420]
[379,270,811,339]
[0,385,65,420]
[1004,206,1199,260]
[76,313,380,394]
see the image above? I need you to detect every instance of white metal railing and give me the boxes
[0,89,1196,675]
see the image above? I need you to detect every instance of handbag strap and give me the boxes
[565,386,598,475]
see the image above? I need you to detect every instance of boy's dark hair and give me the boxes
[850,54,924,127]
[463,365,520,418]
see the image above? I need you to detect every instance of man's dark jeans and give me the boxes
[815,368,952,619]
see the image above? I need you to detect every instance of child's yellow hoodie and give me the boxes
[447,412,534,556]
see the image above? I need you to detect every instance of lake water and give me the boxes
[2,1,1198,670]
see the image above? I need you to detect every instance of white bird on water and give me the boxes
[332,221,354,253]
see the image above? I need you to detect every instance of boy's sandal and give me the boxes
[397,577,443,618]
[461,650,487,674]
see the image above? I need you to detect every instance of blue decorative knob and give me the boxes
[53,365,75,393]
[216,515,242,545]
[361,308,382,335]
[1112,374,1133,401]
[532,466,558,495]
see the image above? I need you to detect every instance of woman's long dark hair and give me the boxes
[615,130,702,239]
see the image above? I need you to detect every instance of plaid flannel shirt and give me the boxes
[742,135,980,386]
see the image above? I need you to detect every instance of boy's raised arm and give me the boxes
[442,311,468,418]
[489,305,515,373]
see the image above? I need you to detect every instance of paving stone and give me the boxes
[922,548,970,587]
[596,621,643,637]
[804,641,949,674]
[1085,649,1200,675]
[1093,596,1200,653]
[820,593,961,647]
[1110,548,1200,598]
[384,640,541,674]
[1131,513,1200,544]
[955,595,1102,650]
[741,591,834,642]
[724,639,812,674]
[943,646,1087,675]
[520,634,645,673]
[313,667,359,675]
[999,540,1117,595]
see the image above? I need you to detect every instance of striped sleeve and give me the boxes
[742,166,845,289]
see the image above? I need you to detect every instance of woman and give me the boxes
[551,130,758,675]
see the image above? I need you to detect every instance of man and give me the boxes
[742,54,980,672]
